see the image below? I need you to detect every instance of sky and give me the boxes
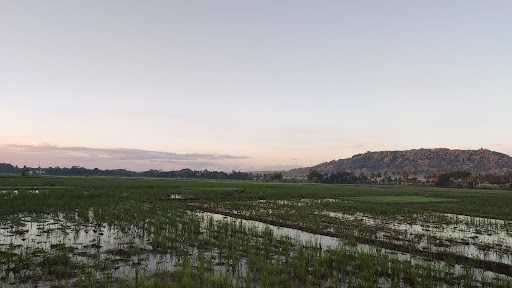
[1,1,511,171]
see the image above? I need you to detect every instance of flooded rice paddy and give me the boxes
[195,197,512,277]
[321,210,512,264]
[2,178,512,287]
[0,210,174,286]
[3,208,510,287]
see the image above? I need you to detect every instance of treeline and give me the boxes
[0,163,253,180]
[0,163,17,174]
[3,161,512,188]
[306,169,512,189]
[436,171,512,188]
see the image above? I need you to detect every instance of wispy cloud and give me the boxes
[0,144,250,171]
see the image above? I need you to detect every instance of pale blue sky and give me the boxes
[1,1,511,170]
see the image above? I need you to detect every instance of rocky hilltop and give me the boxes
[288,148,512,177]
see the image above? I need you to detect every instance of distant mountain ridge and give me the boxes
[288,148,512,177]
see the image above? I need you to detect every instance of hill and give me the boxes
[288,148,512,177]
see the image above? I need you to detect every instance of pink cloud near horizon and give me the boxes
[0,144,263,172]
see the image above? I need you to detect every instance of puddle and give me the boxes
[0,214,149,252]
[0,211,176,286]
[0,210,248,287]
[197,211,422,263]
[321,211,512,265]
[252,198,340,206]
[197,211,512,281]
[196,198,512,266]
[0,189,40,198]
[199,211,343,249]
